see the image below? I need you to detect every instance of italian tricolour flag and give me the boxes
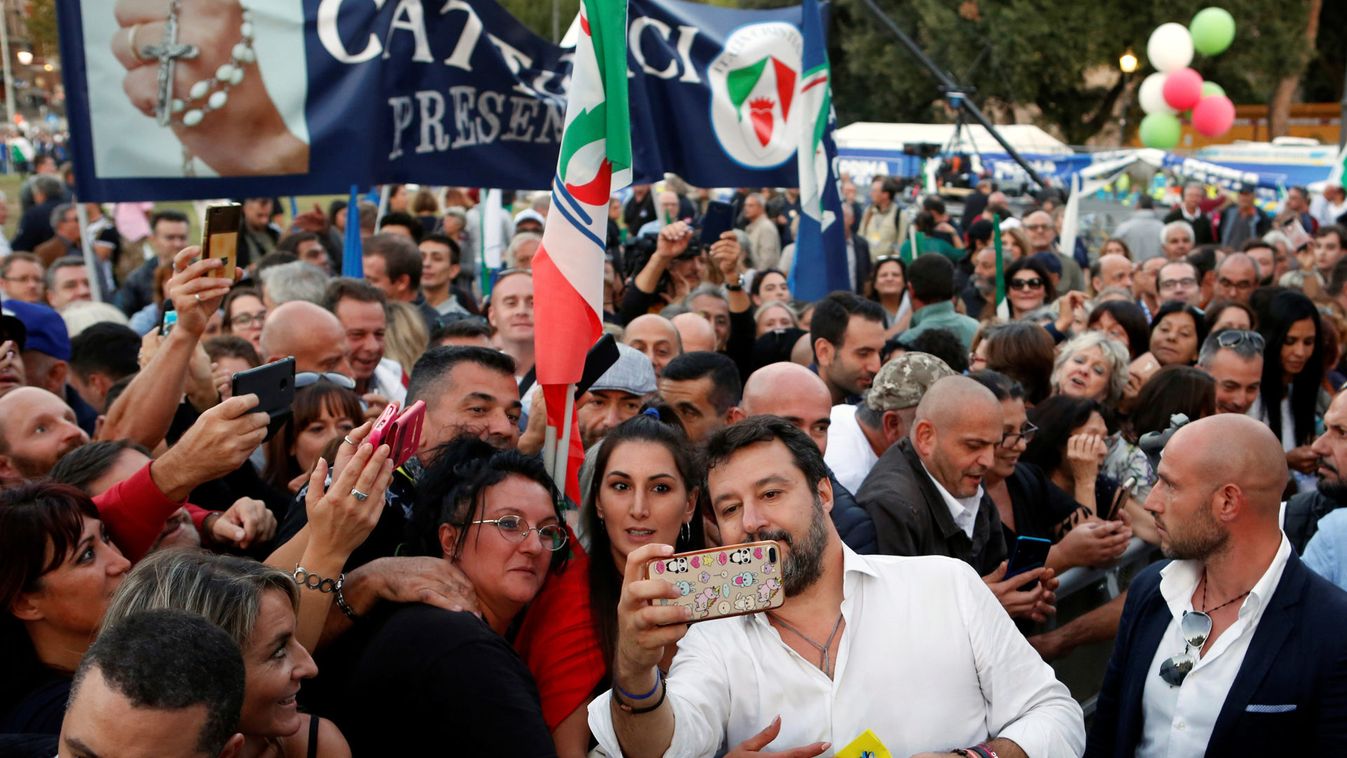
[532,0,632,501]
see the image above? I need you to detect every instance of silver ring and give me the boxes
[342,435,356,446]
[194,293,202,303]
[350,488,369,502]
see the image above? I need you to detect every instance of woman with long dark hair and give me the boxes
[1256,290,1329,490]
[864,256,911,334]
[263,383,364,494]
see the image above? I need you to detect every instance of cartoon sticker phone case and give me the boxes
[646,541,784,622]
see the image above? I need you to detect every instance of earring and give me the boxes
[680,521,691,543]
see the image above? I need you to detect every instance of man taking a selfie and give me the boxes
[589,416,1084,758]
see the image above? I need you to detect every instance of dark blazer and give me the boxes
[1163,207,1216,246]
[1086,551,1347,757]
[855,439,1006,575]
[827,471,877,555]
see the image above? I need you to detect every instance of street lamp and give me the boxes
[1118,49,1138,146]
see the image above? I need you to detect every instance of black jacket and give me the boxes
[855,439,1007,575]
[827,471,877,555]
[1087,551,1347,756]
[1163,207,1216,246]
[1284,488,1346,554]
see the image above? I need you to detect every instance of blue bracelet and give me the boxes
[616,669,663,702]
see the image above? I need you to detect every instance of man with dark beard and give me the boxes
[1284,389,1347,553]
[1088,414,1347,757]
[590,416,1085,758]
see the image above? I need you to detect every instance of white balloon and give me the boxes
[1138,72,1175,115]
[1147,23,1194,73]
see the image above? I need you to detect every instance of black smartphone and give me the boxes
[231,357,296,422]
[1103,476,1136,522]
[203,203,243,280]
[1005,535,1053,591]
[699,201,734,247]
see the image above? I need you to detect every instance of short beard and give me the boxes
[1161,507,1229,561]
[751,498,829,596]
[1317,479,1347,506]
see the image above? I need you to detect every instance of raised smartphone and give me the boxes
[366,402,400,449]
[699,201,735,247]
[230,357,295,421]
[203,203,243,280]
[1005,535,1054,591]
[647,540,783,623]
[386,400,425,467]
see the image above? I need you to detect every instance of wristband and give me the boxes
[972,744,999,758]
[614,670,666,715]
[334,583,359,621]
[615,669,662,702]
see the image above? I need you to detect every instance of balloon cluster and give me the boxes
[1138,8,1236,149]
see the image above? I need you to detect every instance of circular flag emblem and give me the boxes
[708,22,803,169]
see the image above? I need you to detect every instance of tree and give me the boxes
[27,0,59,61]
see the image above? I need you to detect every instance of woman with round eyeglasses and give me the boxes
[223,286,268,352]
[1002,257,1056,321]
[329,438,566,755]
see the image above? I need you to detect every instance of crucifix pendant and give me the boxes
[140,0,199,127]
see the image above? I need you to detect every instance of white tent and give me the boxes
[833,121,1074,156]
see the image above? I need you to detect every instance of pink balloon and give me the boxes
[1192,95,1236,137]
[1162,68,1204,112]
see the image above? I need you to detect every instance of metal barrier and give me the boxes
[1032,538,1159,717]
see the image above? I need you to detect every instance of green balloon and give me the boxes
[1202,81,1226,99]
[1140,113,1182,149]
[1190,7,1236,56]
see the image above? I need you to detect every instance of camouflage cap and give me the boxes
[863,352,957,412]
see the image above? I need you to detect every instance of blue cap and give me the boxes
[5,300,71,360]
[1030,251,1062,275]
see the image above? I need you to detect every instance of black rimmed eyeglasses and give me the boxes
[1000,422,1038,448]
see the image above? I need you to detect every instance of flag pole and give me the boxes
[993,213,1005,307]
[553,384,577,491]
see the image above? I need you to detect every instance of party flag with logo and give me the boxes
[532,0,631,500]
[788,0,849,301]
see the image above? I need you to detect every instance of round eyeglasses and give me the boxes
[471,514,568,552]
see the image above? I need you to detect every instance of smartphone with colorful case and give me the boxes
[646,541,783,623]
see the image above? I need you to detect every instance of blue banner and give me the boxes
[59,0,813,201]
[789,0,848,300]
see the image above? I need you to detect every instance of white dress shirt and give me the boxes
[921,460,983,540]
[1136,535,1292,758]
[589,547,1085,757]
[824,404,878,494]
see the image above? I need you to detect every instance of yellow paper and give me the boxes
[834,729,892,758]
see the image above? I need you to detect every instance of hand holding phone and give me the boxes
[1005,535,1054,591]
[699,201,735,247]
[203,204,243,281]
[646,541,783,622]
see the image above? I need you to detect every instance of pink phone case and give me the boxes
[366,402,400,449]
[647,541,784,623]
[389,401,425,467]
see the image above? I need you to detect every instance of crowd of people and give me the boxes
[1,162,1347,758]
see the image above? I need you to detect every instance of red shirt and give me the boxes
[512,540,605,730]
[91,462,187,563]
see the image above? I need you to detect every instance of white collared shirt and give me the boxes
[824,404,878,495]
[921,460,983,540]
[1136,535,1293,758]
[588,547,1085,757]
